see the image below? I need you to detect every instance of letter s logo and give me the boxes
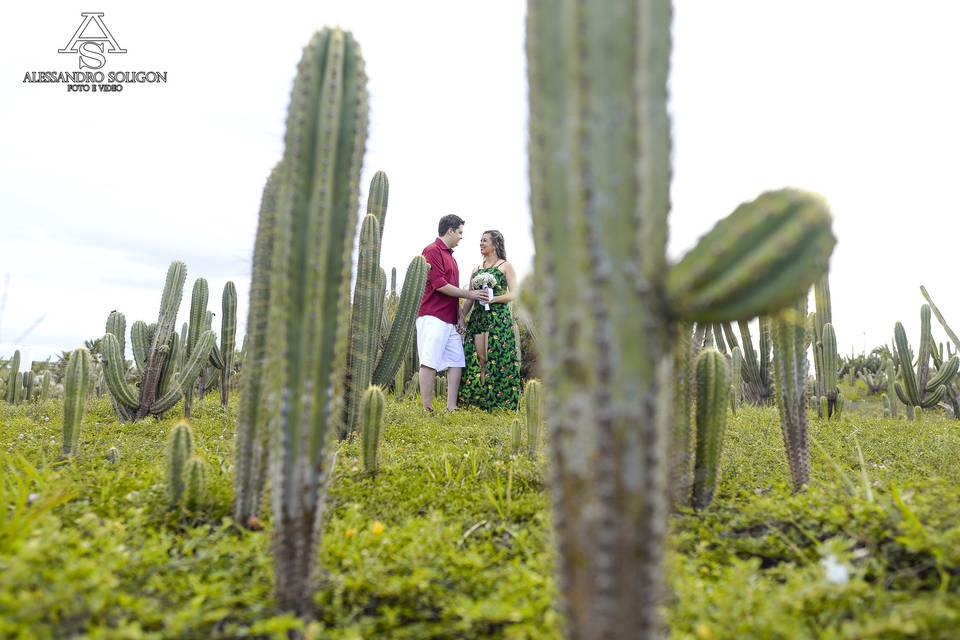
[79,42,105,69]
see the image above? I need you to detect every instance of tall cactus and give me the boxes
[771,298,811,491]
[884,357,898,418]
[893,304,959,419]
[820,322,839,416]
[233,164,281,529]
[251,27,368,615]
[730,346,742,414]
[62,348,92,456]
[525,379,543,456]
[5,350,19,403]
[738,318,773,405]
[360,386,385,473]
[526,1,835,637]
[182,278,209,417]
[811,274,832,416]
[219,281,237,407]
[184,456,208,510]
[692,348,729,510]
[23,371,35,403]
[346,214,382,434]
[372,256,428,387]
[166,421,194,507]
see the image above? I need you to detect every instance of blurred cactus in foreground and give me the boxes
[526,1,835,636]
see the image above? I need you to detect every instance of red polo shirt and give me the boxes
[418,237,460,324]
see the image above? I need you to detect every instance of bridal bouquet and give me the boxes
[471,272,497,311]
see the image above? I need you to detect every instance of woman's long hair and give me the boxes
[484,230,507,260]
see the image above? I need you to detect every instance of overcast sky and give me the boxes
[3,1,960,368]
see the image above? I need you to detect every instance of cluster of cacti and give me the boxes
[230,27,368,615]
[738,318,773,405]
[360,386,385,473]
[858,368,887,395]
[526,1,835,635]
[809,275,839,417]
[892,303,959,419]
[1,351,59,405]
[102,262,217,421]
[166,421,207,509]
[61,348,92,456]
[344,171,428,437]
[920,285,960,419]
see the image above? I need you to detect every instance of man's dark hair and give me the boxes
[438,214,465,237]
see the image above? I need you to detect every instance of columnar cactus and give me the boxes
[738,318,773,405]
[12,372,22,404]
[62,348,92,456]
[5,350,19,403]
[893,304,959,419]
[347,214,382,434]
[233,164,281,529]
[184,456,207,510]
[360,386,385,473]
[670,323,696,509]
[372,256,428,387]
[730,346,743,414]
[771,298,811,491]
[511,417,523,455]
[131,320,150,373]
[219,281,237,407]
[256,27,368,615]
[524,379,543,456]
[106,312,126,356]
[884,357,898,418]
[40,371,52,402]
[819,323,840,416]
[692,348,729,510]
[526,2,835,636]
[811,275,832,416]
[930,339,960,419]
[23,371,35,403]
[182,278,209,417]
[166,421,194,506]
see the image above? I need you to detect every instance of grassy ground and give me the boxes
[2,392,959,638]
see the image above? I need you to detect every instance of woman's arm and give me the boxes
[492,262,518,304]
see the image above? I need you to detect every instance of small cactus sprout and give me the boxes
[511,417,523,455]
[62,348,93,456]
[524,379,543,456]
[360,386,385,473]
[166,421,195,507]
[184,456,208,510]
[692,349,729,510]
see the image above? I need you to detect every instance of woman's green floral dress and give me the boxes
[459,265,521,411]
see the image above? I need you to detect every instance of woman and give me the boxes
[458,230,522,411]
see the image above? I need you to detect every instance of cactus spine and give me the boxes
[166,421,194,506]
[255,27,367,615]
[233,165,281,528]
[62,348,92,456]
[771,298,811,491]
[524,379,543,456]
[360,386,385,473]
[691,349,729,510]
[219,281,237,407]
[526,1,834,636]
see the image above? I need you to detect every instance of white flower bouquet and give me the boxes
[471,272,497,310]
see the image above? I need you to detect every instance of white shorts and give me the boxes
[416,315,465,372]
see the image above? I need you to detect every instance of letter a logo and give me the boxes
[59,12,127,69]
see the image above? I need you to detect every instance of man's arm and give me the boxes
[437,283,489,301]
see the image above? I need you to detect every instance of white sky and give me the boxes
[2,1,960,367]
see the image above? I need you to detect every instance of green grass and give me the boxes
[2,393,960,638]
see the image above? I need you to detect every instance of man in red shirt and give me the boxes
[417,214,491,412]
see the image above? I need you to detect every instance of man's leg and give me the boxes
[446,367,462,411]
[419,365,436,411]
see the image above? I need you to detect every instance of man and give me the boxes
[417,214,491,412]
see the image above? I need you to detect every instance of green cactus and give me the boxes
[893,305,958,418]
[12,371,22,404]
[5,350,20,403]
[820,322,839,417]
[219,281,237,407]
[22,371,35,403]
[884,358,899,418]
[182,278,209,417]
[233,164,281,530]
[360,386,385,473]
[524,379,543,457]
[253,27,368,615]
[131,320,149,373]
[106,311,126,356]
[184,456,207,510]
[62,348,92,456]
[670,323,696,509]
[40,371,52,402]
[346,214,382,434]
[738,318,773,405]
[771,299,811,491]
[811,275,831,417]
[394,361,406,402]
[511,417,523,455]
[930,338,960,419]
[166,421,194,507]
[526,2,835,632]
[372,256,428,387]
[730,346,743,414]
[692,348,729,510]
[882,393,892,417]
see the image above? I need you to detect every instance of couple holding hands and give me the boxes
[415,214,521,413]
